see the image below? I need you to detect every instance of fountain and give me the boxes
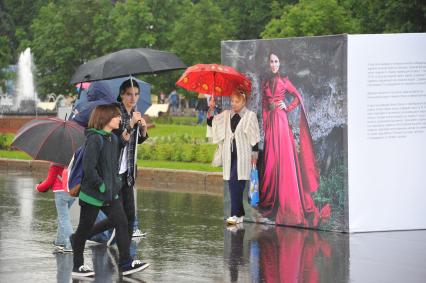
[0,48,58,133]
[14,47,39,113]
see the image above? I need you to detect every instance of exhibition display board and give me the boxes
[221,33,426,232]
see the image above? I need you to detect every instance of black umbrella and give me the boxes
[70,48,186,84]
[12,117,85,166]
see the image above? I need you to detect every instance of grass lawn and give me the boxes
[0,150,31,160]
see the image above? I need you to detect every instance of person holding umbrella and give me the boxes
[209,90,260,225]
[89,79,148,244]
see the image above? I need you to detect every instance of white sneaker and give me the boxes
[132,228,147,238]
[72,264,95,277]
[226,216,237,225]
[226,215,243,225]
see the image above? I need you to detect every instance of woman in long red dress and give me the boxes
[259,52,329,227]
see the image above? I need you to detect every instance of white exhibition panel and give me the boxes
[348,33,426,232]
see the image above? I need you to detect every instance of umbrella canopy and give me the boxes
[71,77,151,127]
[70,48,186,84]
[12,118,85,166]
[176,64,251,96]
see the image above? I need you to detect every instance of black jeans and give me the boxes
[73,199,130,268]
[90,173,135,243]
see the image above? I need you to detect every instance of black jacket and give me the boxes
[80,129,123,206]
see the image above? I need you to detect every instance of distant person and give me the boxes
[210,90,260,225]
[36,163,74,253]
[196,93,208,124]
[159,92,166,104]
[169,89,179,113]
[70,104,149,278]
[179,93,186,112]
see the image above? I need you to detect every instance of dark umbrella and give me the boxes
[70,48,186,84]
[12,118,85,166]
[70,47,186,182]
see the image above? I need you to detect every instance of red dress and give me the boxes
[260,75,323,227]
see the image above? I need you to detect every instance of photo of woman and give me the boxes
[259,52,330,227]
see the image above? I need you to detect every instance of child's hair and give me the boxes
[230,89,247,102]
[88,104,121,130]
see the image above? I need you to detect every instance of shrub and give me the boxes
[170,143,184,162]
[0,133,14,150]
[156,143,173,161]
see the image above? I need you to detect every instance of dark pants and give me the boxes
[73,199,130,268]
[90,173,135,242]
[228,147,246,217]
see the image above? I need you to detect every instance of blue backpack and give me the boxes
[67,135,103,197]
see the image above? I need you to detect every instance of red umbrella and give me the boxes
[176,64,251,96]
[11,117,85,166]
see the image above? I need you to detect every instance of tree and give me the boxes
[102,0,156,52]
[261,0,360,38]
[2,0,48,55]
[0,4,14,89]
[171,0,236,65]
[31,0,113,97]
[218,0,296,40]
[342,0,426,33]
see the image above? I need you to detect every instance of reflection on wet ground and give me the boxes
[1,171,426,282]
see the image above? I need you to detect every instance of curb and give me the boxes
[0,158,224,196]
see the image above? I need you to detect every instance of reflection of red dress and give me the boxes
[260,75,321,226]
[259,227,332,283]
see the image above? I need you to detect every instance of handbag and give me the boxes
[249,165,259,207]
[211,142,223,167]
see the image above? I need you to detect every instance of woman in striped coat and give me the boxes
[210,90,260,225]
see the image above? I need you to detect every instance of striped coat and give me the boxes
[212,107,260,180]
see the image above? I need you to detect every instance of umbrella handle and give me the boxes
[77,82,83,100]
[133,123,139,180]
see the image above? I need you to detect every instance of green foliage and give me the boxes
[262,0,361,38]
[3,0,423,99]
[1,0,47,58]
[342,0,426,33]
[314,162,347,229]
[102,0,156,52]
[0,133,15,150]
[31,0,113,98]
[30,0,156,97]
[171,0,236,65]
[0,36,13,88]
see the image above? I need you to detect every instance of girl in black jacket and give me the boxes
[71,104,149,278]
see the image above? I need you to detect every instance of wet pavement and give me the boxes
[1,171,426,283]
